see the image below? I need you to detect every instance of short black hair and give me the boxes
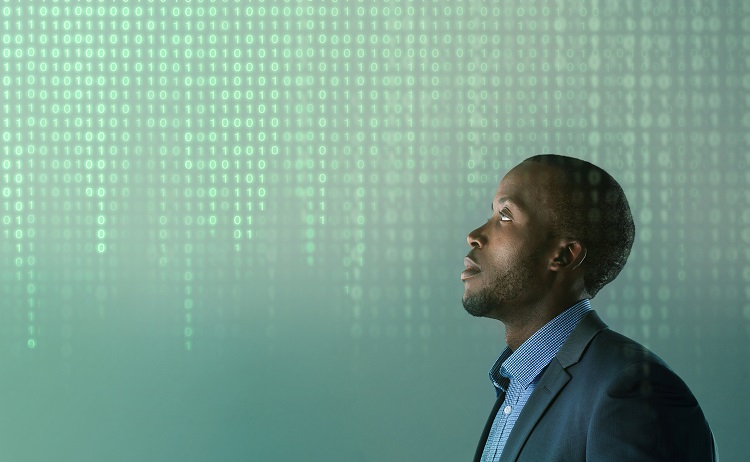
[523,154,635,298]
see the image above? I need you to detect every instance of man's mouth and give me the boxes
[462,257,481,280]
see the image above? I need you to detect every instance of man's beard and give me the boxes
[462,255,537,319]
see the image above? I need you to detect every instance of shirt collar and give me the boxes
[488,299,592,394]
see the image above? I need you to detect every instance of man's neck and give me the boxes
[502,297,585,351]
[504,315,557,351]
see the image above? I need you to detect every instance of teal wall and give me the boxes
[1,0,746,460]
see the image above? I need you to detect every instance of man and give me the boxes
[462,155,716,461]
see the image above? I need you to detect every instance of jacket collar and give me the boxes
[474,311,608,462]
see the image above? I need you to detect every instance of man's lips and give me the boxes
[464,257,480,271]
[462,257,481,280]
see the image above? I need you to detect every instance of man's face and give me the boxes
[461,161,564,320]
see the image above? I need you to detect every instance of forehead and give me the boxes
[494,162,567,213]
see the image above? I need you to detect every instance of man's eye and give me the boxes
[487,211,511,223]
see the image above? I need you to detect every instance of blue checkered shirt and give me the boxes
[480,299,592,462]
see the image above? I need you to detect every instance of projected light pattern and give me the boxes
[3,1,745,344]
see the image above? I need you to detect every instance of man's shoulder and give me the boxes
[571,319,696,399]
[555,310,666,371]
[563,310,670,369]
[588,326,669,366]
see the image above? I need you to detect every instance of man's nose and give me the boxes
[467,224,486,248]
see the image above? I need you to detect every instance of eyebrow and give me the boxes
[492,197,523,213]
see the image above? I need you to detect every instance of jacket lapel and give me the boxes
[473,390,506,462]
[492,311,608,461]
[497,359,570,462]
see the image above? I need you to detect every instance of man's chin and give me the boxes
[462,294,493,318]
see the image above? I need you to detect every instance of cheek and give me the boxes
[483,227,535,269]
[486,244,522,272]
[488,238,546,275]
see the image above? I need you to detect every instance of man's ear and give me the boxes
[550,241,587,272]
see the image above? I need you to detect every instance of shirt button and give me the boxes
[503,405,512,415]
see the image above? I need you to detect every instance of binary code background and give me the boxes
[1,0,747,460]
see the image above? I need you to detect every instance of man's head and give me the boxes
[461,154,635,322]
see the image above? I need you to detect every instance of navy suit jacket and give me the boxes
[474,311,717,461]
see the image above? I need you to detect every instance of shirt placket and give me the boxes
[482,377,519,462]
